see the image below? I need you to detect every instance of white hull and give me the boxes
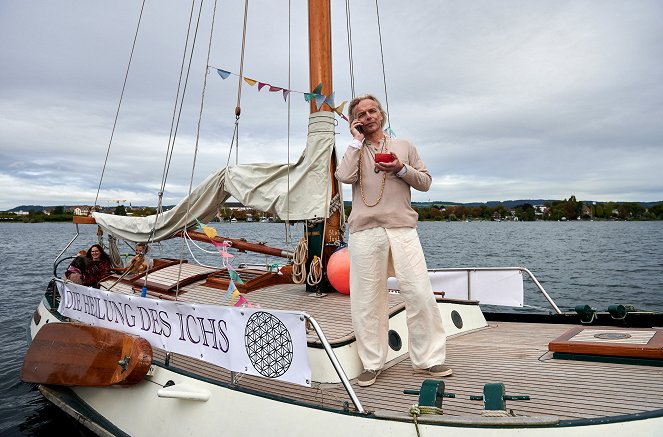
[38,358,663,437]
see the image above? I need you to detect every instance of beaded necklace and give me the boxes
[358,136,388,207]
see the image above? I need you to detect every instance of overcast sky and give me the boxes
[1,0,662,211]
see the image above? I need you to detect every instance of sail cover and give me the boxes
[93,112,340,242]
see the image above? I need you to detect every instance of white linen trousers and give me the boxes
[348,226,447,371]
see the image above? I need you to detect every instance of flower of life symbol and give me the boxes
[244,311,294,378]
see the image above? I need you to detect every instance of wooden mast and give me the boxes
[307,0,342,292]
[308,0,333,114]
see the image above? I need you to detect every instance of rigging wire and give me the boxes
[175,0,212,298]
[344,0,356,98]
[157,0,200,218]
[374,0,392,133]
[285,0,292,243]
[224,0,250,169]
[93,0,146,209]
[236,0,251,165]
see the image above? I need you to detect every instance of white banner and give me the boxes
[57,280,311,386]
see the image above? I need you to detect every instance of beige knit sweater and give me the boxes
[335,137,431,234]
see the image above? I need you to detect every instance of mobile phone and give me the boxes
[355,124,364,134]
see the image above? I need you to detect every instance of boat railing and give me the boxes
[52,223,83,276]
[425,267,562,314]
[302,312,365,414]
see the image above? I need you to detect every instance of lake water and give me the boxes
[1,220,662,435]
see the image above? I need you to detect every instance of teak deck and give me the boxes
[99,266,663,421]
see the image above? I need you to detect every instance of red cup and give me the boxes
[374,153,394,163]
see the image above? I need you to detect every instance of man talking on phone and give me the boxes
[335,94,451,387]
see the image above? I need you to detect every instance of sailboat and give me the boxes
[22,2,663,436]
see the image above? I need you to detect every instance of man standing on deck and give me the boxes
[335,94,451,387]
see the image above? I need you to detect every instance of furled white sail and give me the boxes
[93,112,339,242]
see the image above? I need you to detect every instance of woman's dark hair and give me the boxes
[86,244,110,262]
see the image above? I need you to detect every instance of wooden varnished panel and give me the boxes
[21,323,152,386]
[549,326,663,359]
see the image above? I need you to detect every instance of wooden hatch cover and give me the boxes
[21,323,152,386]
[548,326,663,360]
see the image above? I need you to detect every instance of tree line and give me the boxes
[4,196,662,223]
[419,196,663,221]
[345,196,663,222]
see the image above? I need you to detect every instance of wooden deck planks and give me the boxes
[98,275,663,421]
[143,320,663,421]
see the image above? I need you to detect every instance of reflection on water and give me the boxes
[1,220,662,435]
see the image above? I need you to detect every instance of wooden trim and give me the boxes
[72,216,97,224]
[548,326,663,359]
[205,268,293,293]
[180,231,291,259]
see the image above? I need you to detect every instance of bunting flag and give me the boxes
[311,82,323,95]
[202,225,217,239]
[229,268,245,285]
[212,67,376,128]
[324,91,335,109]
[234,295,248,307]
[194,217,257,307]
[225,279,236,298]
[216,69,231,79]
[314,93,326,110]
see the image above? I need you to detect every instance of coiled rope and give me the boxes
[291,237,308,284]
[481,409,513,417]
[408,404,443,437]
[307,255,322,286]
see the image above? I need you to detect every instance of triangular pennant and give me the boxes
[230,289,240,304]
[229,269,245,284]
[312,83,323,95]
[315,94,327,110]
[282,89,290,101]
[225,279,236,297]
[333,101,347,116]
[202,226,217,239]
[216,69,231,79]
[268,85,282,92]
[243,77,257,86]
[385,126,396,137]
[304,92,315,102]
[234,295,247,307]
[257,82,268,91]
[324,91,335,109]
